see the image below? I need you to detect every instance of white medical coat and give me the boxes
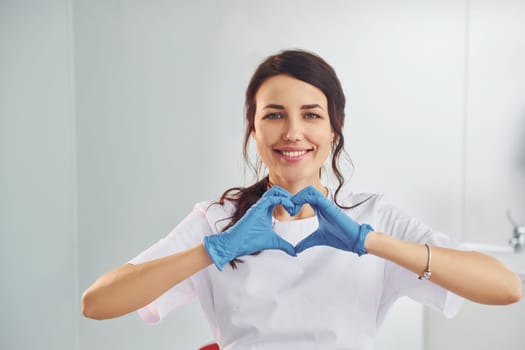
[129,186,463,349]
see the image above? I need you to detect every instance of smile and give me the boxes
[274,148,313,161]
[282,150,307,158]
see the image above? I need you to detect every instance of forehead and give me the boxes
[255,74,327,108]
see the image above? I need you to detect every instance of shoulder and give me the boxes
[329,183,384,211]
[330,184,410,228]
[331,183,416,215]
[337,190,433,241]
[330,184,453,244]
[193,198,237,232]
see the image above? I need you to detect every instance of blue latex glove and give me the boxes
[204,186,297,270]
[292,186,373,256]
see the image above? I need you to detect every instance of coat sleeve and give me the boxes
[373,196,464,325]
[128,202,214,324]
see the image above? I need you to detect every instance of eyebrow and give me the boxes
[262,103,325,111]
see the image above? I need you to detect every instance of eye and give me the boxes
[263,113,283,120]
[304,113,321,119]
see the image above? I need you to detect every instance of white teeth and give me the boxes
[282,150,307,158]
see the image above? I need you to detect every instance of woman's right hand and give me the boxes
[292,186,373,256]
[204,186,297,270]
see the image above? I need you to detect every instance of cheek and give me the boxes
[252,132,272,159]
[315,131,335,158]
[314,128,334,146]
[253,124,279,145]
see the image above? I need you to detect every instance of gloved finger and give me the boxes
[259,187,295,214]
[262,185,292,200]
[294,231,322,254]
[278,197,298,217]
[292,186,323,207]
[257,186,290,207]
[264,193,295,208]
[281,199,301,216]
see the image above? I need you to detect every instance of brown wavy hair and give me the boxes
[216,49,358,268]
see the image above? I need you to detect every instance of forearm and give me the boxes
[365,231,522,305]
[82,242,212,320]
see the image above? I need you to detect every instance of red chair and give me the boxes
[199,343,219,350]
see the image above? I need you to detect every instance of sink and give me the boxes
[461,242,525,279]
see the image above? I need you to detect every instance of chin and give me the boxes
[274,171,317,186]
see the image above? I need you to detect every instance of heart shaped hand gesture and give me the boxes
[292,186,373,256]
[204,185,374,270]
[204,186,297,270]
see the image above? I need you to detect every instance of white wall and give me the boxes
[74,2,240,349]
[2,1,524,349]
[463,0,525,245]
[425,1,525,349]
[73,1,465,348]
[0,0,77,349]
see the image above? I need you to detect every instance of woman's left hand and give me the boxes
[292,186,373,256]
[204,186,297,270]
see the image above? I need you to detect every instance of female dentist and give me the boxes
[82,49,522,350]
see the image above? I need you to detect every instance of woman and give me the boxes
[82,50,522,349]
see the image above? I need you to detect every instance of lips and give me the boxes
[274,147,313,160]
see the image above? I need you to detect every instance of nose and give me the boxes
[283,116,304,142]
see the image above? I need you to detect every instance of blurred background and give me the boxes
[1,0,524,349]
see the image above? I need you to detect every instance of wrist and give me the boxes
[363,230,387,255]
[203,234,233,271]
[356,224,374,256]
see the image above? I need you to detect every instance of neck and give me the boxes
[267,176,326,196]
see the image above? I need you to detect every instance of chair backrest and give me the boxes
[198,343,219,350]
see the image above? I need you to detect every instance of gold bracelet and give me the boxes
[418,243,432,280]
